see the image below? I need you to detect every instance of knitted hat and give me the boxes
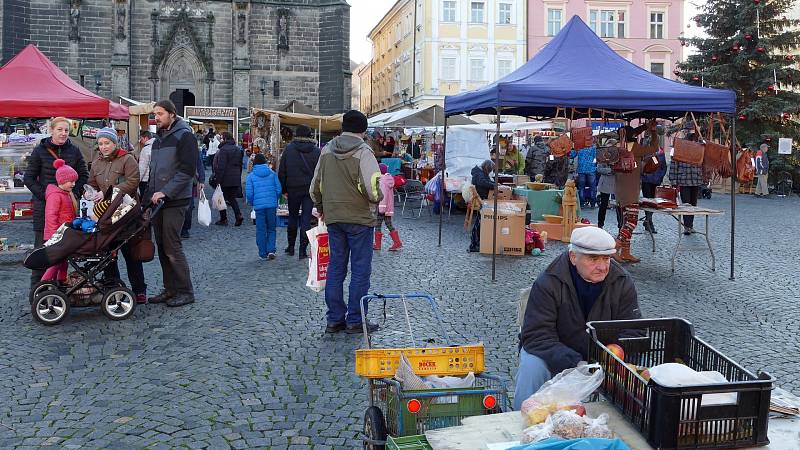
[53,159,78,185]
[96,127,119,145]
[93,199,111,219]
[342,110,368,134]
[379,163,388,175]
[253,154,268,165]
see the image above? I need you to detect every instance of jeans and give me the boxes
[152,205,194,296]
[469,214,481,250]
[287,190,313,250]
[104,241,147,295]
[255,208,277,257]
[576,172,597,207]
[513,348,553,410]
[219,185,242,221]
[325,223,374,327]
[679,186,700,229]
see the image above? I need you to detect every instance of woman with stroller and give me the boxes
[86,127,147,304]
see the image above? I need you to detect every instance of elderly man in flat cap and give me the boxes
[513,227,642,409]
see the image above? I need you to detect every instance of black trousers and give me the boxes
[680,186,700,229]
[641,182,658,225]
[152,206,193,296]
[104,242,147,295]
[30,232,45,289]
[597,193,622,230]
[182,197,195,233]
[219,186,242,221]
[286,190,314,250]
[139,182,149,201]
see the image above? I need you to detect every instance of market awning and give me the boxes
[371,105,476,128]
[0,44,127,119]
[250,108,343,133]
[277,100,321,116]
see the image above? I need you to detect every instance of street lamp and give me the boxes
[259,78,267,108]
[94,72,102,94]
[401,88,411,106]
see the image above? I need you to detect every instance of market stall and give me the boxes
[249,108,343,167]
[442,16,737,280]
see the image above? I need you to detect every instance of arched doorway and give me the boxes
[169,89,196,117]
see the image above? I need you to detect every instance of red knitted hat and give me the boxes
[54,159,78,185]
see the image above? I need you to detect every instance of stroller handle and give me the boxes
[358,293,451,349]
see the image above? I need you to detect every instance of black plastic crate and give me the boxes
[586,318,773,449]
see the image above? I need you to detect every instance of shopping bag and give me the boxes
[197,190,212,226]
[306,221,329,292]
[211,184,227,211]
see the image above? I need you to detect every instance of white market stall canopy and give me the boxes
[369,105,475,128]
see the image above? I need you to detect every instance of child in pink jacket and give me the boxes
[374,164,402,251]
[41,159,79,282]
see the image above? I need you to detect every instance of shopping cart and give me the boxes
[356,293,509,450]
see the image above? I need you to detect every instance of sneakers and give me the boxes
[268,253,276,260]
[135,294,147,304]
[346,321,380,334]
[166,294,195,307]
[148,290,174,304]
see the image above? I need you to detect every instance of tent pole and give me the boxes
[491,108,501,282]
[439,115,448,247]
[729,114,736,280]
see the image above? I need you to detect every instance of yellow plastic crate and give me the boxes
[355,344,485,378]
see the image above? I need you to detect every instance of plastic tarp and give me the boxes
[251,108,343,132]
[445,127,490,178]
[444,16,736,118]
[0,44,126,119]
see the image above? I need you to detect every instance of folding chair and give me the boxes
[400,179,430,218]
[464,186,482,230]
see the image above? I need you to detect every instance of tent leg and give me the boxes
[491,108,501,282]
[729,115,736,280]
[439,116,448,247]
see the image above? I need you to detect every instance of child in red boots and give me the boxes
[374,163,402,251]
[41,159,79,282]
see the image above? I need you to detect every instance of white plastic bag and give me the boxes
[461,182,474,202]
[521,364,603,426]
[424,372,476,389]
[197,190,211,226]
[250,209,256,220]
[305,221,329,292]
[211,184,227,211]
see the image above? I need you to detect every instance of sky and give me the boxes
[349,1,701,64]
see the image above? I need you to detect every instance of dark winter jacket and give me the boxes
[471,165,496,200]
[147,118,198,208]
[213,140,243,188]
[246,164,282,210]
[544,155,570,188]
[278,137,321,193]
[520,252,642,375]
[525,141,550,179]
[23,137,89,232]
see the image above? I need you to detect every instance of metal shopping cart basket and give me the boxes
[355,293,510,450]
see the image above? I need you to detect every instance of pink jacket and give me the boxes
[378,173,395,215]
[44,184,77,240]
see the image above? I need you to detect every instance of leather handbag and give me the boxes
[737,149,755,183]
[570,126,593,150]
[549,134,572,158]
[642,154,660,174]
[612,149,636,173]
[703,141,733,179]
[596,145,620,165]
[673,138,705,166]
[655,186,678,205]
[128,223,155,262]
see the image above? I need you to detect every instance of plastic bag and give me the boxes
[197,190,211,226]
[583,414,613,439]
[461,181,474,202]
[521,364,603,426]
[521,411,614,444]
[424,372,475,389]
[395,354,431,390]
[211,184,227,211]
[305,221,329,292]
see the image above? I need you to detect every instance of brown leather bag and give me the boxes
[736,149,755,183]
[596,145,619,165]
[673,138,705,166]
[613,149,636,173]
[655,186,678,203]
[128,222,155,262]
[549,134,572,158]
[703,141,733,179]
[642,154,660,174]
[570,126,593,149]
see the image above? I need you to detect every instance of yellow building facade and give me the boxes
[362,0,527,115]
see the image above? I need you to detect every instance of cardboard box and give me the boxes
[487,185,513,201]
[479,200,527,256]
[514,175,531,186]
[529,221,595,242]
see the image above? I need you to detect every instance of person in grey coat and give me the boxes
[525,135,549,179]
[513,227,642,409]
[755,143,770,197]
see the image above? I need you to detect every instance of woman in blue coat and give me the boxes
[246,154,283,260]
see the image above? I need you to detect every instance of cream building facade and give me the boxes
[362,0,527,115]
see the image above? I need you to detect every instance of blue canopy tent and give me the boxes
[440,16,739,280]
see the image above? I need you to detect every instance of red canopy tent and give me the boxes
[0,44,128,119]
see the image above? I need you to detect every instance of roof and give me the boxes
[251,108,343,133]
[0,44,128,119]
[444,16,736,118]
[369,105,476,127]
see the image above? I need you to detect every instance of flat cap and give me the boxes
[569,227,617,255]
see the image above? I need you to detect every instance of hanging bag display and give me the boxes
[570,126,593,150]
[737,149,756,183]
[612,127,636,173]
[672,138,705,166]
[549,134,572,158]
[703,113,734,179]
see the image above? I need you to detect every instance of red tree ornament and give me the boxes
[745,34,753,41]
[768,85,776,91]
[711,54,719,61]
[757,47,765,53]
[739,114,747,121]
[692,76,700,81]
[754,0,760,4]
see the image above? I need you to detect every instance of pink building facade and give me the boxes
[528,1,684,79]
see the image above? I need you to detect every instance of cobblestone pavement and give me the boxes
[1,190,798,449]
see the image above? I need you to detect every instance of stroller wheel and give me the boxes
[29,281,60,304]
[101,287,136,321]
[31,290,70,326]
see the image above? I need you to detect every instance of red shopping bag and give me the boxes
[306,222,329,292]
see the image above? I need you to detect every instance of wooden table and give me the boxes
[425,398,800,450]
[638,206,724,272]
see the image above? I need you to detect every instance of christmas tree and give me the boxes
[677,0,800,161]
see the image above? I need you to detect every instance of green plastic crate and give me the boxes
[387,435,432,450]
[386,385,487,436]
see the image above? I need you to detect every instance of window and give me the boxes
[650,62,664,77]
[498,3,512,24]
[547,9,562,36]
[469,57,486,81]
[470,2,485,23]
[589,9,625,38]
[273,80,280,97]
[649,12,664,39]
[497,59,513,79]
[441,56,457,80]
[442,1,456,22]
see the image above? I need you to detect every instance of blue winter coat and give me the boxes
[246,164,282,210]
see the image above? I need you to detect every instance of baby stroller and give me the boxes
[24,188,161,326]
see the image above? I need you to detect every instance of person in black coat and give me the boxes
[23,117,89,289]
[212,131,244,226]
[468,160,496,252]
[278,125,321,258]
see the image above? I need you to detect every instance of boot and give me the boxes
[620,241,640,263]
[298,245,308,260]
[373,231,383,251]
[388,230,403,251]
[285,226,297,255]
[215,210,228,226]
[234,216,244,227]
[611,240,625,263]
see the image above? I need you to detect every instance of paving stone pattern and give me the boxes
[0,191,798,448]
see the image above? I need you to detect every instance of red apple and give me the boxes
[606,343,625,361]
[575,405,587,416]
[640,368,651,382]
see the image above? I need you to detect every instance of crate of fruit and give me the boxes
[586,318,773,450]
